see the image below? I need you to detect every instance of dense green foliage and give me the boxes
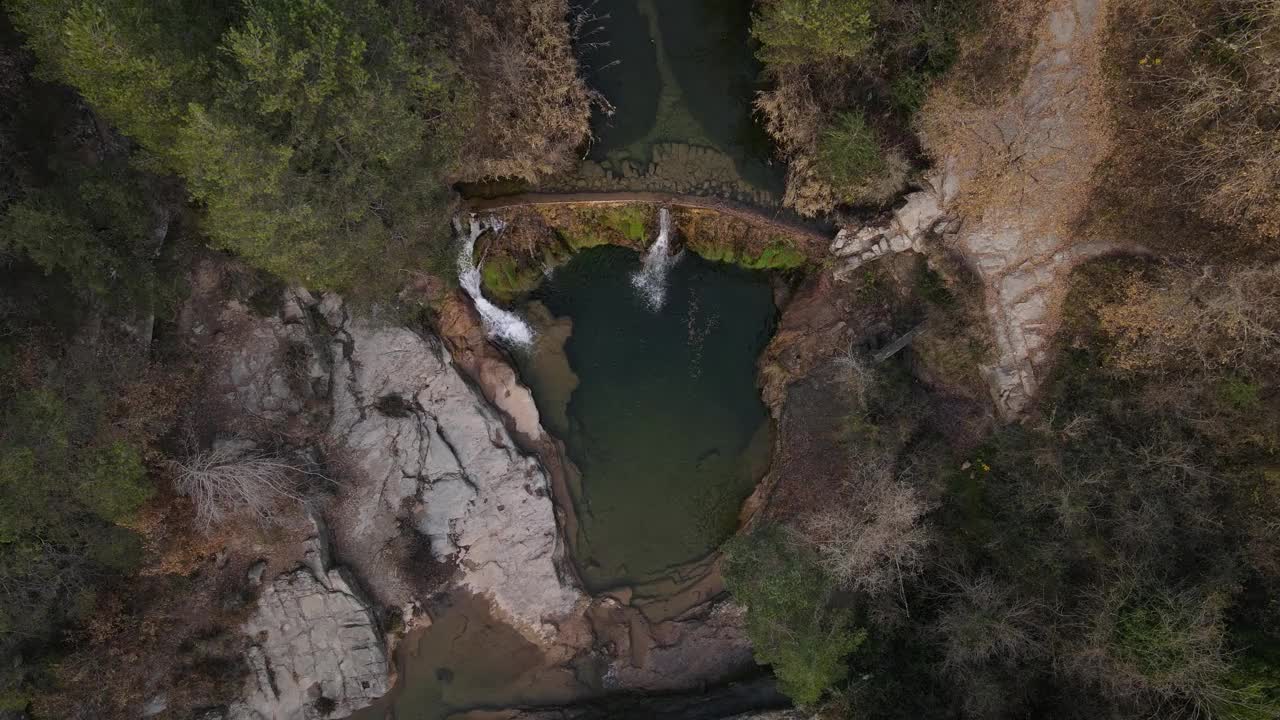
[0,353,156,699]
[752,0,875,67]
[723,525,866,705]
[1,157,158,303]
[816,111,887,198]
[10,0,467,290]
[0,20,178,710]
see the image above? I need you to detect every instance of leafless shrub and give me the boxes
[1098,263,1280,375]
[172,445,306,529]
[802,452,934,597]
[935,572,1045,675]
[833,344,876,408]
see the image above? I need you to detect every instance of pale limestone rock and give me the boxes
[892,191,942,238]
[232,564,387,720]
[830,187,946,278]
[220,316,302,421]
[327,305,582,637]
[318,292,345,330]
[830,227,856,256]
[830,226,883,258]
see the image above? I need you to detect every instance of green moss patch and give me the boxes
[480,255,544,302]
[535,204,652,251]
[481,204,813,302]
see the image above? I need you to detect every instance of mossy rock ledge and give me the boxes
[476,203,815,302]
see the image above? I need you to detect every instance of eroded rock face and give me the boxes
[324,299,583,637]
[232,555,388,720]
[830,186,947,282]
[604,601,756,693]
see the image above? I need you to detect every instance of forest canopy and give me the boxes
[10,0,467,290]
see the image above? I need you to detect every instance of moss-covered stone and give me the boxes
[480,255,544,302]
[480,203,813,303]
[677,207,810,271]
[740,242,807,270]
[534,204,652,251]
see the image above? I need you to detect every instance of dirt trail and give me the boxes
[932,0,1134,417]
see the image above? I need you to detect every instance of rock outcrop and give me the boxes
[920,0,1128,417]
[830,188,947,281]
[601,600,756,693]
[321,297,583,638]
[231,539,388,720]
[204,285,586,718]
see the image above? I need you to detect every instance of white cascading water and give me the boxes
[455,215,535,347]
[631,208,678,309]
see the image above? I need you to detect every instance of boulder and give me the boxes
[892,190,943,239]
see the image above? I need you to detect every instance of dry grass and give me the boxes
[443,0,595,182]
[1125,0,1280,243]
[919,0,1106,239]
[171,445,309,529]
[927,0,1046,107]
[1098,263,1280,375]
[1088,0,1280,255]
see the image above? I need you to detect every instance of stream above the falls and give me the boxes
[553,0,784,204]
[519,244,777,592]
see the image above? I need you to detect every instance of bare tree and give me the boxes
[935,572,1045,675]
[802,452,933,598]
[171,445,306,529]
[834,343,876,409]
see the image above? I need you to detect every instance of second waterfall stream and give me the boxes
[630,208,679,310]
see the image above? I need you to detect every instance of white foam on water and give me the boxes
[455,216,535,347]
[630,208,679,310]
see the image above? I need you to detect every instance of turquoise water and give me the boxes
[522,245,776,591]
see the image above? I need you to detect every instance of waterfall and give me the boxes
[455,216,535,347]
[631,208,679,309]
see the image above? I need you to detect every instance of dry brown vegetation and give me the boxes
[440,0,596,182]
[917,0,1086,230]
[30,492,307,719]
[1089,0,1280,255]
[1125,0,1280,243]
[172,445,309,529]
[802,464,933,597]
[754,0,1044,217]
[1098,263,1280,375]
[756,65,909,215]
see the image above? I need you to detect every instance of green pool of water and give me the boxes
[521,245,776,592]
